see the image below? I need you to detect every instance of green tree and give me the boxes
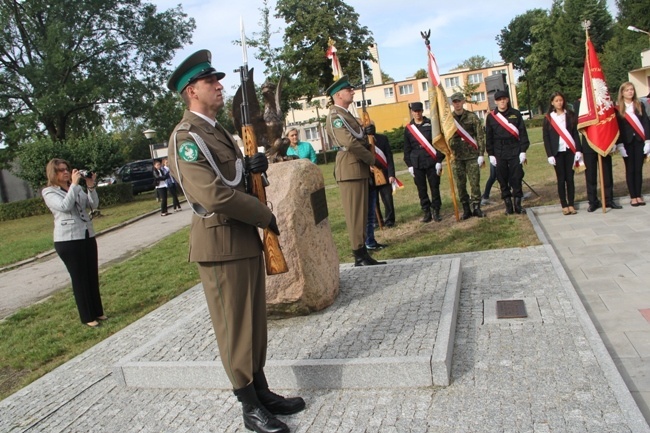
[414,68,427,79]
[457,79,480,106]
[275,0,374,101]
[0,0,195,162]
[380,70,394,84]
[15,133,125,189]
[455,55,492,70]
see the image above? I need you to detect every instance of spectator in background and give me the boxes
[374,129,396,227]
[286,128,317,163]
[42,158,106,328]
[162,157,181,212]
[153,159,169,216]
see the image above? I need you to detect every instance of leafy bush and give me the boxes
[525,116,544,129]
[383,126,405,153]
[315,150,338,165]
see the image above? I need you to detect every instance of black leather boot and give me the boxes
[472,202,485,218]
[514,197,525,214]
[234,384,289,433]
[420,208,432,223]
[460,202,472,220]
[353,247,385,266]
[432,208,442,222]
[253,371,305,415]
[504,198,514,215]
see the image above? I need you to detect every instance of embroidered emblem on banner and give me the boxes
[179,142,199,162]
[333,118,343,128]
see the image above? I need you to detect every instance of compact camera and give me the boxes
[78,170,93,178]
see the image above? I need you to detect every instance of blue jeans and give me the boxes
[365,187,378,247]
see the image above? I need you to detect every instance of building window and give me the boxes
[471,92,486,102]
[468,73,483,84]
[398,84,414,95]
[354,99,372,108]
[491,69,506,75]
[424,100,430,110]
[445,77,459,88]
[422,82,428,91]
[304,127,319,141]
[384,88,394,98]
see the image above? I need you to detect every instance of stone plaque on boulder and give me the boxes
[264,159,339,317]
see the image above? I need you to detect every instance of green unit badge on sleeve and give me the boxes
[333,118,344,128]
[179,141,199,162]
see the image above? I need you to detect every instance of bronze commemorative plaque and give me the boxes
[496,299,527,319]
[310,187,329,225]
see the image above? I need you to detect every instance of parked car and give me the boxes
[115,159,155,194]
[97,176,116,187]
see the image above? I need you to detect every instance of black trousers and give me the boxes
[413,166,441,210]
[168,183,181,209]
[375,183,395,225]
[496,156,524,199]
[157,187,168,213]
[623,141,644,198]
[584,152,613,205]
[54,236,103,323]
[553,151,576,207]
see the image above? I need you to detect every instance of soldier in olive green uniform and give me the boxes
[325,75,382,266]
[166,50,303,433]
[449,92,486,219]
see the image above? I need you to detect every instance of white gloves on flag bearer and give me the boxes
[575,152,582,162]
[519,152,526,164]
[616,143,628,158]
[435,163,442,176]
[547,156,556,166]
[489,156,497,167]
[644,141,650,155]
[477,156,484,167]
[408,166,415,177]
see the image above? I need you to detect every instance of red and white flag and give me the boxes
[577,38,619,156]
[326,39,342,81]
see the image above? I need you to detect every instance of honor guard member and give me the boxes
[404,101,445,222]
[485,89,530,215]
[449,92,487,219]
[325,75,383,267]
[166,50,304,433]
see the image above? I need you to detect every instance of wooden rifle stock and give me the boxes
[361,111,387,187]
[242,125,288,275]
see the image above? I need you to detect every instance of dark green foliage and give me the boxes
[383,126,406,153]
[0,197,49,221]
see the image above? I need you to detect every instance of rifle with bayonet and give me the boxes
[237,19,288,275]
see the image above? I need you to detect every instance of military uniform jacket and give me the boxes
[486,107,530,159]
[403,116,445,169]
[450,110,486,160]
[542,111,582,157]
[167,110,272,263]
[326,105,375,181]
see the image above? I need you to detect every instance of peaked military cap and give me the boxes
[167,49,225,93]
[409,102,424,111]
[450,92,465,102]
[326,75,354,97]
[494,89,509,100]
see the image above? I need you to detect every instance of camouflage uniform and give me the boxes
[450,109,485,206]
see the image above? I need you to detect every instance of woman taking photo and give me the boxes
[615,82,650,206]
[42,159,106,328]
[543,91,582,215]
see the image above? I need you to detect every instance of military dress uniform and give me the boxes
[485,93,530,214]
[450,104,486,218]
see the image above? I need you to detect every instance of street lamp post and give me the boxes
[627,25,650,45]
[143,129,156,159]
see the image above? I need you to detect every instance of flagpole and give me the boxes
[421,30,459,222]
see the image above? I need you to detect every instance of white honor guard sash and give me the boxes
[374,146,389,169]
[453,119,478,150]
[490,111,519,140]
[406,123,438,161]
[625,112,646,140]
[545,114,577,154]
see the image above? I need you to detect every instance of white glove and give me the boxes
[408,166,415,177]
[519,152,527,164]
[644,141,650,155]
[574,152,582,162]
[617,143,628,158]
[435,163,442,176]
[477,156,484,167]
[547,156,556,166]
[489,156,497,167]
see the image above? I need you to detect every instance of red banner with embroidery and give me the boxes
[406,123,438,161]
[625,112,646,140]
[453,119,478,150]
[489,112,519,140]
[545,114,577,154]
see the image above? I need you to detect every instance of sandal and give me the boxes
[562,207,570,215]
[85,321,100,328]
[568,206,577,214]
[97,315,108,321]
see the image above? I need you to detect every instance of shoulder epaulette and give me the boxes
[178,122,191,131]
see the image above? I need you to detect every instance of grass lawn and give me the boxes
[0,125,644,400]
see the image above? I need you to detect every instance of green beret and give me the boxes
[167,49,226,93]
[450,92,465,102]
[325,75,354,97]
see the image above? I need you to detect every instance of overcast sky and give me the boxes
[153,0,619,95]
